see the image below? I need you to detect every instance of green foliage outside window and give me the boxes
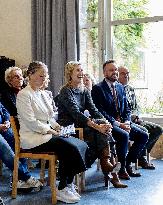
[113,0,149,78]
[85,0,162,114]
[87,0,98,48]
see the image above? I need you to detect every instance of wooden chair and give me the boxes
[128,141,139,170]
[10,116,58,205]
[74,128,86,193]
[0,160,2,176]
[147,152,150,163]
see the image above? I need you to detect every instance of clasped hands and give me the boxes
[120,122,131,133]
[47,123,61,136]
[97,122,113,135]
[0,121,10,132]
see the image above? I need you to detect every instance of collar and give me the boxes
[104,78,116,89]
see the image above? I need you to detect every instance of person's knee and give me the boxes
[156,126,163,136]
[121,132,129,145]
[141,132,149,144]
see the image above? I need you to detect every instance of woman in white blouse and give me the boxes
[16,61,89,204]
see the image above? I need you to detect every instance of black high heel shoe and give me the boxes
[104,173,113,187]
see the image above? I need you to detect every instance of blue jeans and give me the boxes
[0,131,31,181]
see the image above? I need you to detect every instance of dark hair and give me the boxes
[27,61,47,76]
[103,59,116,70]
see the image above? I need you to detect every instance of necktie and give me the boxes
[111,84,120,121]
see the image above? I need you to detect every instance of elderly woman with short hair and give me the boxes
[0,66,24,116]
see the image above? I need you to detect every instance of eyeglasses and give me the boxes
[120,72,130,76]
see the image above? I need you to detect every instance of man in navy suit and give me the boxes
[91,60,148,180]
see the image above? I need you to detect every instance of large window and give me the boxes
[79,0,100,79]
[79,0,163,114]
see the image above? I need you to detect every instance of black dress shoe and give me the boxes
[138,160,155,170]
[126,166,141,177]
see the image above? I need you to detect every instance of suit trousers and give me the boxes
[112,123,148,167]
[134,121,163,157]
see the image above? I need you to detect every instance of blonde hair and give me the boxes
[64,61,81,85]
[5,66,23,86]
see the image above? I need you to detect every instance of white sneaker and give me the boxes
[56,187,80,203]
[67,183,81,198]
[26,176,43,188]
[10,180,30,189]
[0,197,5,205]
[17,180,31,189]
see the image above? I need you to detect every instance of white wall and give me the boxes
[0,0,31,67]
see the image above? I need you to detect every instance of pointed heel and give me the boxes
[104,174,112,188]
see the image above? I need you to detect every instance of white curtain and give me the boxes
[31,0,80,96]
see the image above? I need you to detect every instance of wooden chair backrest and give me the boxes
[75,128,84,141]
[10,116,21,155]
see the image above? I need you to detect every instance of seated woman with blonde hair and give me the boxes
[16,61,89,204]
[57,61,127,188]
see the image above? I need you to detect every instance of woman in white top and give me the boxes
[16,61,89,204]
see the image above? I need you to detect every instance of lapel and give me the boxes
[102,79,114,101]
[41,91,54,116]
[102,80,121,112]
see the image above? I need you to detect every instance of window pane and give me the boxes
[113,21,163,113]
[79,0,98,27]
[80,28,99,79]
[113,0,163,21]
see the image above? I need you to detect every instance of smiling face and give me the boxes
[9,69,24,89]
[118,66,130,85]
[70,64,84,86]
[103,62,119,82]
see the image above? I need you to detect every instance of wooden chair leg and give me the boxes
[147,152,150,163]
[97,159,101,171]
[49,158,57,205]
[0,160,3,176]
[75,171,85,194]
[12,156,19,198]
[47,162,51,186]
[75,174,80,193]
[80,172,85,192]
[135,159,138,170]
[40,159,46,183]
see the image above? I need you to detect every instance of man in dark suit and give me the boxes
[91,60,148,180]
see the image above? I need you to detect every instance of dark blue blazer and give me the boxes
[91,79,131,125]
[0,102,10,123]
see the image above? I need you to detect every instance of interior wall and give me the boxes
[0,0,31,67]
